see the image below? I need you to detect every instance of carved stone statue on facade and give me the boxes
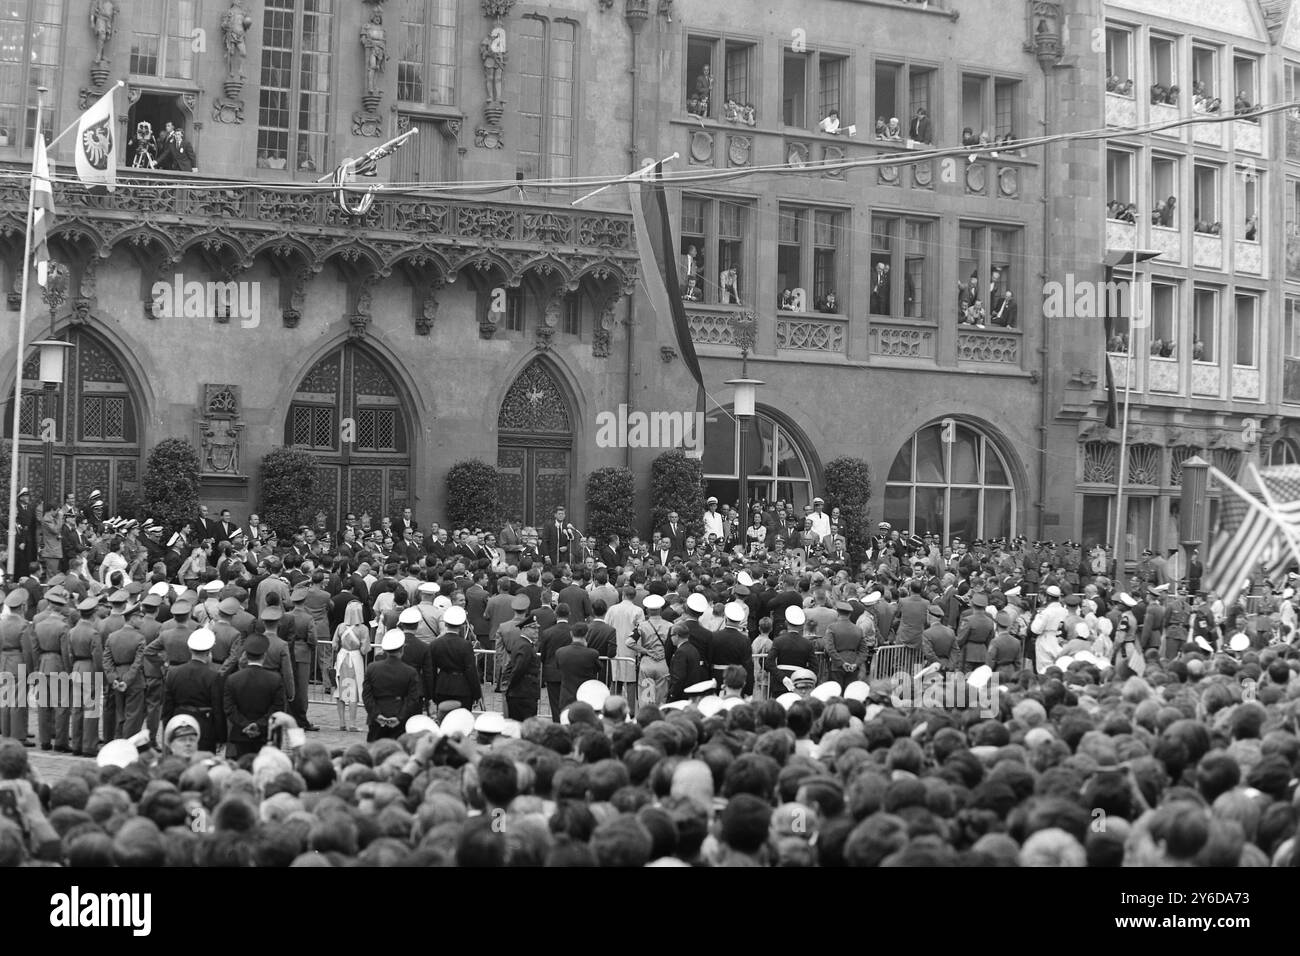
[222,1,253,77]
[481,27,507,104]
[361,11,388,93]
[201,418,243,474]
[90,0,115,63]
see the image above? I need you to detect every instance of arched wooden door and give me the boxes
[7,329,143,513]
[284,344,412,528]
[496,358,574,527]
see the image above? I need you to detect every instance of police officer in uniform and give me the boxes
[711,601,755,694]
[223,632,285,758]
[429,606,481,711]
[362,628,421,741]
[0,589,35,744]
[922,603,957,670]
[137,592,167,739]
[209,597,244,671]
[67,596,104,756]
[162,628,224,752]
[33,587,71,751]
[145,598,198,672]
[502,608,540,720]
[102,601,147,739]
[956,591,994,673]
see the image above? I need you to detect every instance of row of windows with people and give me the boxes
[1104,287,1266,367]
[1103,24,1263,121]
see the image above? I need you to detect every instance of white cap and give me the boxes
[381,630,405,651]
[776,692,802,710]
[686,593,709,615]
[577,679,610,710]
[643,594,664,611]
[862,591,882,606]
[417,582,440,595]
[1074,622,1091,639]
[163,714,201,744]
[1045,585,1062,598]
[660,700,690,712]
[442,605,467,628]
[724,601,747,623]
[439,708,476,737]
[1055,655,1074,671]
[736,571,755,587]
[474,711,506,736]
[720,697,745,711]
[1004,586,1022,597]
[1194,636,1214,653]
[843,680,871,703]
[696,696,726,718]
[501,720,522,739]
[1229,632,1250,652]
[811,681,841,702]
[148,581,172,598]
[187,627,215,653]
[398,607,422,626]
[967,665,994,689]
[706,496,718,504]
[685,678,717,695]
[559,706,572,725]
[785,605,806,626]
[96,739,139,768]
[1118,592,1138,607]
[201,579,223,594]
[405,714,440,737]
[432,595,452,610]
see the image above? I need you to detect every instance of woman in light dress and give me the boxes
[332,600,370,732]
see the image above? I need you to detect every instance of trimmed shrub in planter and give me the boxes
[823,456,871,558]
[446,459,501,532]
[260,448,320,539]
[585,466,635,542]
[649,450,705,536]
[143,438,202,533]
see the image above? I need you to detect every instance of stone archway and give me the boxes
[496,357,575,528]
[284,343,413,528]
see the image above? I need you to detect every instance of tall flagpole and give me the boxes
[7,92,44,577]
[1111,246,1141,582]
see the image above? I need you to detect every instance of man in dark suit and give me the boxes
[585,600,618,659]
[540,506,576,567]
[556,572,593,623]
[680,593,715,668]
[908,106,932,144]
[196,505,221,545]
[158,128,198,171]
[223,632,285,758]
[555,623,602,711]
[655,512,687,557]
[667,625,709,701]
[766,609,815,684]
[161,629,224,752]
[537,603,573,720]
[455,533,489,566]
[424,529,451,564]
[394,507,418,538]
[213,509,237,545]
[363,629,422,741]
[429,607,481,709]
[598,535,626,570]
[711,603,754,694]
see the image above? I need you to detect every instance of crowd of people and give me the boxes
[0,490,1298,868]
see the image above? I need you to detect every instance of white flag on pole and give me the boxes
[75,86,118,192]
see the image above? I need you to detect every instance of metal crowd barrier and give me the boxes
[869,643,924,681]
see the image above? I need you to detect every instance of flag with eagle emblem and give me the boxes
[75,87,118,192]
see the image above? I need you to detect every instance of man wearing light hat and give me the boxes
[161,627,223,752]
[703,496,725,544]
[363,626,422,742]
[630,593,671,705]
[430,604,482,711]
[146,595,199,672]
[711,601,755,695]
[67,596,104,756]
[1028,584,1067,674]
[389,606,433,715]
[102,600,148,739]
[767,605,815,688]
[681,591,714,668]
[808,497,831,542]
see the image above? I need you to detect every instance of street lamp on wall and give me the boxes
[726,309,763,514]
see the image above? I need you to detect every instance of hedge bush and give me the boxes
[142,438,202,533]
[649,450,706,537]
[260,448,320,539]
[823,456,872,558]
[446,459,501,532]
[585,466,635,542]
